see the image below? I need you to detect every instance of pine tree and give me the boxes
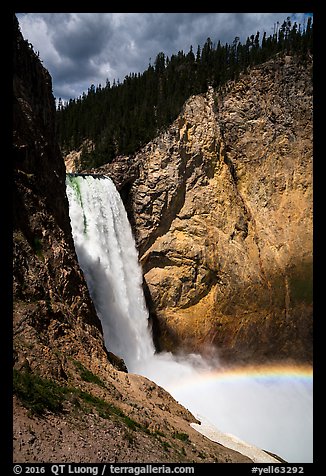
[56,16,313,170]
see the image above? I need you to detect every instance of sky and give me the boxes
[16,13,313,103]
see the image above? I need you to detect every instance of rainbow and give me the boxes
[167,363,313,391]
[164,362,313,463]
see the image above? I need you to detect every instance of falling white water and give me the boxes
[66,174,155,366]
[66,174,313,463]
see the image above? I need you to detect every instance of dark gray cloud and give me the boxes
[16,13,311,102]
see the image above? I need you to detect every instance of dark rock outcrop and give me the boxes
[13,15,114,380]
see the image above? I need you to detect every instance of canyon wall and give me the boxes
[13,15,115,381]
[13,16,253,463]
[96,54,313,363]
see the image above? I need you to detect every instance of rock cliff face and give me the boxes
[13,14,112,381]
[96,54,313,363]
[13,16,253,463]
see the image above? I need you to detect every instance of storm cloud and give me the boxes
[16,13,311,102]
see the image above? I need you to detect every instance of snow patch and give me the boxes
[191,415,280,463]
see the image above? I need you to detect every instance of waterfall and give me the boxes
[66,174,313,463]
[65,174,206,380]
[66,174,155,369]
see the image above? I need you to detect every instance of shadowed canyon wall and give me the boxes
[94,54,313,363]
[13,15,118,380]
